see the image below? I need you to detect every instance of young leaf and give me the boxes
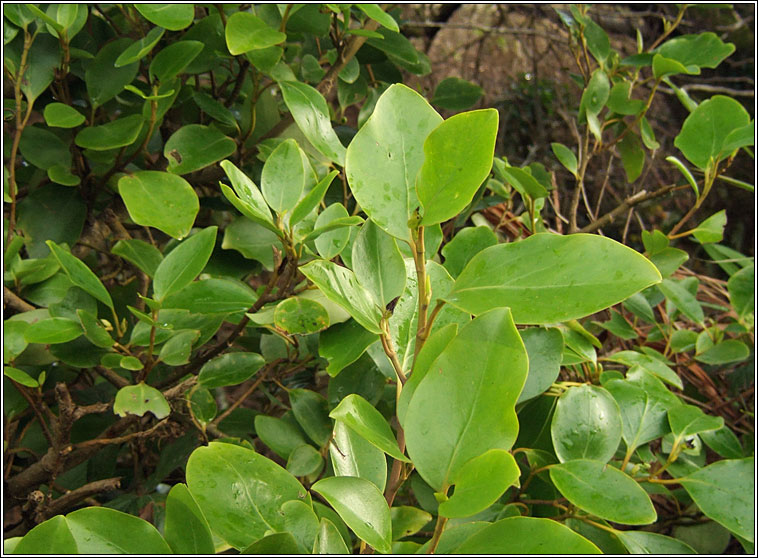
[550,460,657,525]
[351,220,406,306]
[186,442,308,550]
[314,203,351,259]
[4,366,40,388]
[345,83,442,240]
[311,476,392,554]
[417,109,498,225]
[605,378,671,453]
[551,142,578,176]
[225,11,286,55]
[330,394,409,462]
[118,171,199,240]
[692,210,726,244]
[164,483,215,554]
[219,160,276,232]
[356,4,399,32]
[261,139,306,214]
[330,421,387,492]
[445,233,661,324]
[606,350,683,389]
[404,308,527,491]
[289,170,339,226]
[47,241,114,309]
[668,404,724,438]
[153,226,217,301]
[114,27,164,67]
[43,102,85,128]
[76,309,115,348]
[113,382,170,420]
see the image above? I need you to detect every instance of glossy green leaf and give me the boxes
[153,226,217,301]
[616,531,696,554]
[115,26,164,67]
[441,226,497,279]
[405,309,527,491]
[695,339,750,364]
[135,4,195,30]
[330,394,408,462]
[551,384,622,463]
[692,210,726,244]
[280,499,320,552]
[551,142,578,176]
[192,90,237,128]
[311,476,392,554]
[159,329,199,365]
[607,81,645,115]
[700,426,743,459]
[240,532,300,554]
[680,458,754,542]
[188,385,217,424]
[24,317,82,344]
[113,382,170,420]
[46,164,79,187]
[313,517,350,554]
[606,350,683,389]
[163,278,257,314]
[446,233,661,324]
[500,164,549,200]
[255,415,310,460]
[728,264,754,318]
[290,170,339,226]
[261,139,306,214]
[666,156,700,199]
[674,95,753,170]
[222,217,279,270]
[75,114,144,151]
[12,34,58,103]
[356,4,399,31]
[669,404,723,438]
[431,77,484,111]
[351,219,406,306]
[550,460,657,525]
[219,160,276,232]
[300,260,382,334]
[165,124,236,175]
[111,239,162,277]
[453,516,601,554]
[345,83,442,239]
[47,242,114,309]
[289,389,332,447]
[186,442,308,549]
[618,133,645,182]
[225,11,286,55]
[649,247,689,278]
[653,53,697,79]
[659,278,704,324]
[76,309,115,348]
[120,356,144,371]
[581,69,610,117]
[274,297,330,334]
[330,421,387,492]
[319,320,378,377]
[301,215,364,244]
[605,378,670,453]
[390,506,431,540]
[517,327,563,403]
[657,32,735,70]
[314,204,351,259]
[19,126,71,171]
[43,102,85,128]
[118,171,199,239]
[150,40,204,82]
[287,444,324,477]
[4,366,39,388]
[198,352,265,388]
[417,109,498,225]
[13,515,78,554]
[66,507,171,554]
[438,449,520,518]
[279,81,346,165]
[164,483,215,554]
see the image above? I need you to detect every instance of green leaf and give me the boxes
[192,90,238,128]
[24,316,82,344]
[669,404,724,438]
[390,506,432,540]
[289,170,339,226]
[653,53,698,79]
[330,420,387,492]
[438,449,520,518]
[330,394,408,462]
[551,142,578,176]
[153,226,217,301]
[43,102,85,128]
[417,109,498,225]
[517,327,564,403]
[279,81,346,165]
[351,219,406,306]
[345,83,442,240]
[255,415,310,460]
[431,77,484,111]
[453,516,601,554]
[150,41,204,83]
[186,442,308,549]
[659,278,704,324]
[695,339,750,365]
[728,264,754,319]
[198,352,265,388]
[657,32,735,70]
[275,297,330,334]
[551,384,622,463]
[165,124,236,175]
[616,531,696,554]
[605,378,671,453]
[446,233,661,324]
[225,11,286,55]
[674,95,753,170]
[134,4,195,30]
[314,204,351,259]
[700,426,743,459]
[607,81,645,115]
[680,458,754,542]
[85,38,139,107]
[287,444,324,477]
[4,366,39,388]
[261,139,306,214]
[665,156,700,199]
[76,310,115,348]
[299,260,382,334]
[356,4,399,32]
[47,242,114,309]
[222,217,279,270]
[76,114,144,151]
[618,133,645,182]
[120,356,144,371]
[47,165,80,187]
[441,226,497,279]
[219,160,276,232]
[65,507,172,553]
[692,210,726,244]
[13,515,78,554]
[159,329,199,366]
[19,126,71,170]
[164,278,257,315]
[118,171,199,240]
[111,239,163,278]
[311,476,392,554]
[319,320,378,377]
[113,382,171,420]
[241,532,301,554]
[164,483,215,554]
[188,385,217,424]
[289,388,332,447]
[115,26,164,67]
[16,34,59,103]
[301,215,363,244]
[649,247,689,278]
[607,350,682,389]
[281,499,320,552]
[405,309,527,491]
[499,165,549,200]
[550,460,657,525]
[583,17,611,64]
[581,69,610,116]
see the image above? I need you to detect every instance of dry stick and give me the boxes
[568,127,592,233]
[33,477,121,522]
[4,286,36,313]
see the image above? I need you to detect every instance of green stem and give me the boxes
[426,503,449,554]
[411,226,429,370]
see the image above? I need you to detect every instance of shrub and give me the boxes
[3,3,754,554]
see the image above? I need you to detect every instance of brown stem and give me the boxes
[426,511,449,554]
[4,287,35,313]
[568,127,591,233]
[33,477,121,523]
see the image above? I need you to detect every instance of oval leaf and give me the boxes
[164,124,236,175]
[164,483,215,554]
[113,382,170,420]
[198,352,265,389]
[66,507,172,554]
[153,226,217,301]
